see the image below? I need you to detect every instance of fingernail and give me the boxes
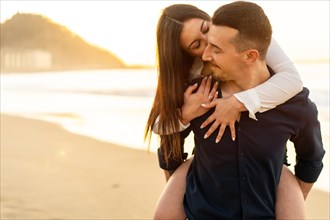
[204,134,208,139]
[201,103,206,107]
[232,136,236,141]
[200,125,204,129]
[209,75,212,79]
[216,139,220,143]
[194,83,198,86]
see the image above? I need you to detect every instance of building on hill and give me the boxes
[1,48,53,72]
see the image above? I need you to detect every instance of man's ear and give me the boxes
[245,49,259,63]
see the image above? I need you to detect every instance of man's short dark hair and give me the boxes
[212,1,272,59]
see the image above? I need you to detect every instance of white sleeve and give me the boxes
[234,38,303,120]
[152,115,190,135]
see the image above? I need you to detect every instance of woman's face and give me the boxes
[180,18,210,57]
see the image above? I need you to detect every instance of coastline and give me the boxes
[1,113,329,219]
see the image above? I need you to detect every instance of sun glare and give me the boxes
[1,1,329,66]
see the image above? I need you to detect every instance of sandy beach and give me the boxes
[1,114,165,219]
[1,113,329,219]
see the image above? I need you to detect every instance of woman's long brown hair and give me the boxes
[145,4,210,165]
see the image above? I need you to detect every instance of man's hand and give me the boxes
[296,177,313,200]
[180,76,218,125]
[200,96,245,143]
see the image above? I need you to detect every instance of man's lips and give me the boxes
[209,63,218,69]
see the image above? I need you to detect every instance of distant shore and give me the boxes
[1,113,329,219]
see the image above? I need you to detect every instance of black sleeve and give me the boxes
[292,89,325,183]
[157,126,192,171]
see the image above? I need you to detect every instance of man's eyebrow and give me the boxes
[210,42,222,50]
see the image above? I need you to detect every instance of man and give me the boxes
[182,1,325,219]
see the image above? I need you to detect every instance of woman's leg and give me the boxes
[154,156,193,220]
[276,165,306,219]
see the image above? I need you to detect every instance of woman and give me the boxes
[145,4,305,219]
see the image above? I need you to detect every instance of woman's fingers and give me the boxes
[216,123,236,143]
[204,122,235,143]
[213,91,218,101]
[203,119,219,140]
[184,83,199,96]
[229,123,236,141]
[196,76,207,94]
[203,75,212,96]
[215,124,227,143]
[200,111,215,129]
[208,81,218,101]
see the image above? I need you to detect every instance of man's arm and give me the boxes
[292,89,325,199]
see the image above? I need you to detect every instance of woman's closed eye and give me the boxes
[191,41,201,50]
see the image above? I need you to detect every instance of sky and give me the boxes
[1,0,329,66]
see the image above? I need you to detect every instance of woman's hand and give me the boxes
[180,76,218,125]
[200,96,245,143]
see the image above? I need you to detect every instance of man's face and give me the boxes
[202,25,244,81]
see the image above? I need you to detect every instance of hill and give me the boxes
[1,13,125,73]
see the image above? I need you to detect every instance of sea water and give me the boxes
[1,63,329,192]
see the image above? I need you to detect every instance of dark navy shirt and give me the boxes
[183,87,325,220]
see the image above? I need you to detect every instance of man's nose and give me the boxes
[202,45,212,61]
